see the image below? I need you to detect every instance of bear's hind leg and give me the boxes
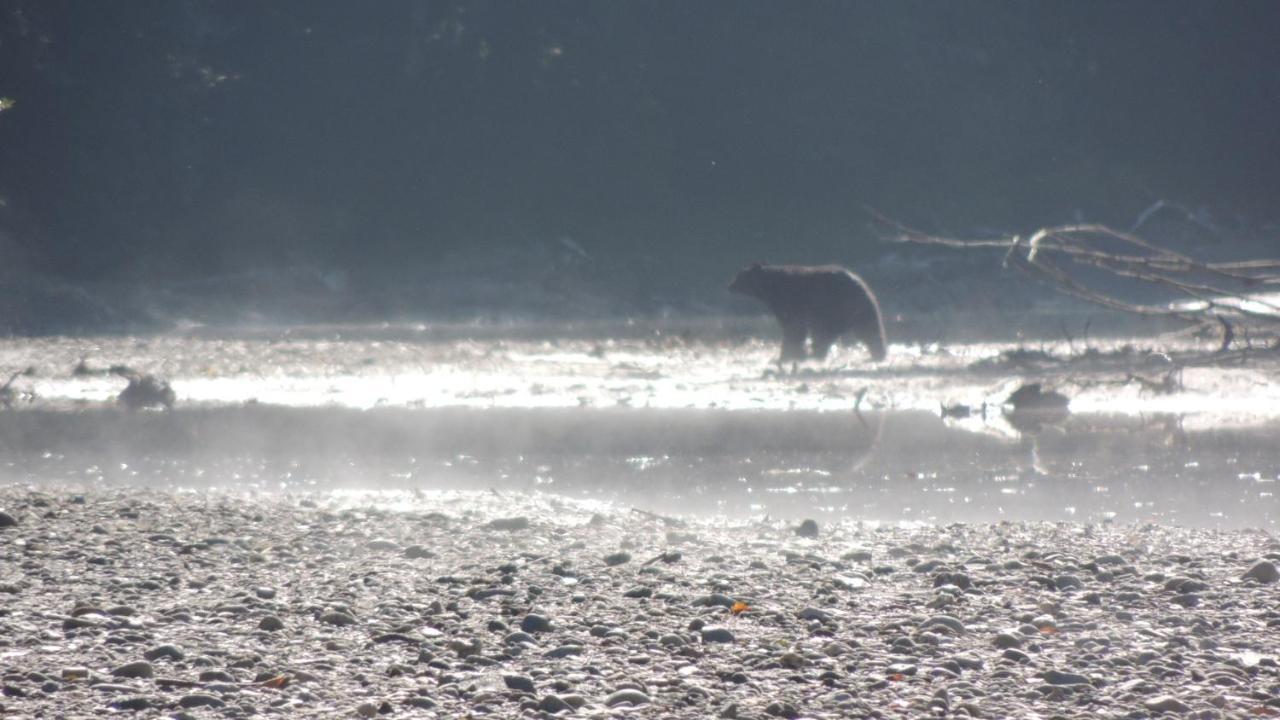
[811,326,840,360]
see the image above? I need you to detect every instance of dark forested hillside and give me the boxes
[2,1,1278,330]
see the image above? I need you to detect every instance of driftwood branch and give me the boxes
[868,208,1280,350]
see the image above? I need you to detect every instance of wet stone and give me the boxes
[110,696,152,711]
[1042,669,1091,686]
[0,511,16,527]
[258,615,285,631]
[404,545,434,559]
[143,644,184,662]
[700,626,735,643]
[1144,696,1192,713]
[503,675,536,693]
[538,694,573,713]
[319,611,357,627]
[766,700,800,718]
[605,689,651,707]
[178,693,225,708]
[111,661,154,679]
[521,614,554,633]
[795,519,820,538]
[994,632,1022,649]
[486,516,530,531]
[1244,560,1279,584]
[603,551,632,566]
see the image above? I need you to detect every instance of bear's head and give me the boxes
[728,262,768,296]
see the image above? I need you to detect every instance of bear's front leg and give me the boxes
[779,319,808,364]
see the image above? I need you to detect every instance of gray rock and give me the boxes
[603,551,632,566]
[503,674,536,693]
[1244,560,1279,584]
[993,632,1022,649]
[404,545,434,559]
[178,693,225,708]
[766,700,800,718]
[254,586,276,599]
[779,652,808,669]
[798,607,832,623]
[504,631,537,645]
[258,615,285,631]
[521,613,553,633]
[143,645,184,662]
[692,593,736,608]
[604,689,651,707]
[795,519,819,538]
[1042,669,1091,686]
[544,645,583,659]
[921,614,965,634]
[319,611,357,626]
[1002,648,1031,664]
[538,694,573,713]
[110,697,152,711]
[486,516,530,531]
[1144,696,1192,713]
[623,586,652,598]
[1054,575,1084,590]
[700,626,735,643]
[111,661,154,679]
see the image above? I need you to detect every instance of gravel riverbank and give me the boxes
[1,487,1278,719]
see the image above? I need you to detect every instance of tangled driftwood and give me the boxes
[869,209,1280,351]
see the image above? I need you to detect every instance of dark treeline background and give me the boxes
[1,0,1278,332]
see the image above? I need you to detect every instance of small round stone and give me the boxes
[700,626,735,643]
[111,661,154,679]
[521,613,553,633]
[258,615,285,631]
[604,689,651,707]
[1244,560,1279,584]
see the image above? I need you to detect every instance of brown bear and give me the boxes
[729,263,887,363]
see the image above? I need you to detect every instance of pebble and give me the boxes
[700,626,735,643]
[1042,669,1091,686]
[109,696,151,711]
[993,632,1022,649]
[404,545,434,559]
[921,614,966,634]
[178,693,225,708]
[604,689,651,707]
[111,661,154,679]
[1244,560,1279,584]
[258,615,285,631]
[503,674,536,693]
[1144,696,1192,713]
[319,611,357,626]
[486,516,530,531]
[538,694,573,713]
[0,511,17,527]
[795,519,819,538]
[603,551,632,566]
[521,613,554,633]
[766,700,800,717]
[143,644,184,662]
